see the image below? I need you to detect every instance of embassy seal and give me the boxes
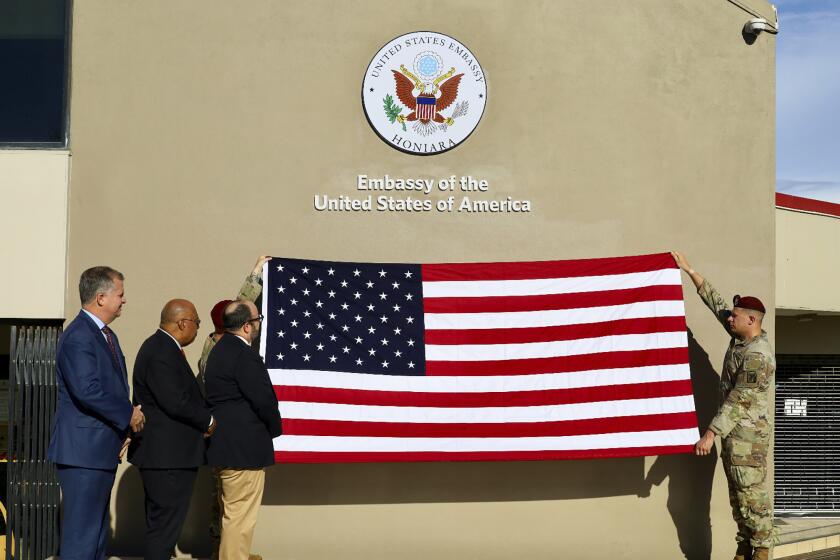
[361,31,487,156]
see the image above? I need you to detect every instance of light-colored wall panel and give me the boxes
[776,209,840,313]
[777,316,840,354]
[0,150,68,319]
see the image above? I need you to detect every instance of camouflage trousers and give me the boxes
[723,455,773,548]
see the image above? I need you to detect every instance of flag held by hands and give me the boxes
[261,252,698,463]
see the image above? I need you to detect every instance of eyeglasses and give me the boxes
[180,318,201,327]
[246,315,264,325]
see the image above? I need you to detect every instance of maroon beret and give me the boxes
[733,295,765,314]
[211,299,233,334]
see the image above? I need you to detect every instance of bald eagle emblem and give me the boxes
[363,32,486,155]
[383,57,469,137]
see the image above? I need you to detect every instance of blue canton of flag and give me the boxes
[264,258,426,376]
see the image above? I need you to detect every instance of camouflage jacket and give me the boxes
[197,273,263,381]
[699,280,775,466]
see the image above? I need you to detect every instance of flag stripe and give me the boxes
[421,253,677,281]
[280,411,699,438]
[421,269,682,298]
[273,427,698,452]
[274,445,694,463]
[277,394,696,423]
[269,363,692,392]
[426,347,689,376]
[276,379,693,408]
[425,331,687,361]
[424,316,687,345]
[424,300,686,330]
[423,284,684,313]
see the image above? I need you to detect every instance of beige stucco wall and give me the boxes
[775,208,840,354]
[776,316,840,355]
[0,150,69,319]
[65,1,776,558]
[776,208,840,314]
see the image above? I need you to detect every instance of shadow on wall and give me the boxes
[108,455,647,558]
[110,466,144,557]
[638,329,720,560]
[264,454,644,506]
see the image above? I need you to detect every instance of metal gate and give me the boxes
[6,326,61,559]
[775,354,840,514]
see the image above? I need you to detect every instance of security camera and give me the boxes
[743,17,778,36]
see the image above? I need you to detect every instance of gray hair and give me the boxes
[79,266,124,305]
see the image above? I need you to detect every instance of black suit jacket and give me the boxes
[205,334,282,468]
[128,330,211,468]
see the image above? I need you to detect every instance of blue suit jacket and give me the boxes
[48,311,134,469]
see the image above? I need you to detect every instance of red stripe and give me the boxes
[276,379,693,408]
[418,104,435,120]
[426,347,689,376]
[424,316,687,345]
[280,411,698,438]
[776,192,840,219]
[421,252,675,282]
[423,285,683,314]
[275,445,695,463]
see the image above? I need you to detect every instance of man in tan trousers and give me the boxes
[198,255,269,560]
[204,300,282,560]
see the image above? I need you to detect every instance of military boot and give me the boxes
[734,541,752,560]
[752,548,769,560]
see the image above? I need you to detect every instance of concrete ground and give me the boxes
[775,517,840,558]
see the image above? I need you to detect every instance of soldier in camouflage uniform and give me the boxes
[672,252,774,560]
[199,255,270,560]
[198,258,268,382]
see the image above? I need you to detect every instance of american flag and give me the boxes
[260,253,699,463]
[416,96,436,121]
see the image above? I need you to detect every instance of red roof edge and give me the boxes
[776,192,840,219]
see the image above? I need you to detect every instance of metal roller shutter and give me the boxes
[775,354,840,514]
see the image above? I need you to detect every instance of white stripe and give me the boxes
[269,363,691,393]
[259,261,269,360]
[425,300,686,330]
[425,331,687,361]
[422,268,681,298]
[277,395,695,424]
[274,428,699,452]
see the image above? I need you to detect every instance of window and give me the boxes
[0,0,70,146]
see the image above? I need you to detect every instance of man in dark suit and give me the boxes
[205,300,282,560]
[129,298,216,560]
[48,266,145,560]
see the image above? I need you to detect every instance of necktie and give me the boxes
[102,326,120,367]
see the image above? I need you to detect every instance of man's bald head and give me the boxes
[222,299,261,343]
[160,299,196,324]
[159,298,201,347]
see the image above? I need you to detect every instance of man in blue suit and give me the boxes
[48,266,146,560]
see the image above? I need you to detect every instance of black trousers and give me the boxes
[139,467,198,560]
